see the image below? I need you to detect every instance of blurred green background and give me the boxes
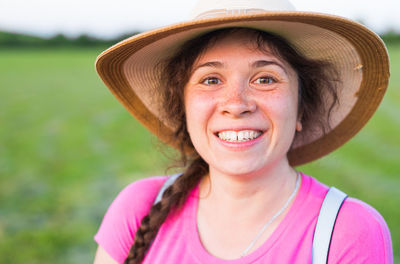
[0,34,399,263]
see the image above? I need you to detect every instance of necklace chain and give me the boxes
[240,172,301,257]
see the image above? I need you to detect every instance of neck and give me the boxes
[196,159,301,259]
[199,159,299,215]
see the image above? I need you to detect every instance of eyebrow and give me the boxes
[192,59,287,74]
[193,61,224,72]
[251,60,287,74]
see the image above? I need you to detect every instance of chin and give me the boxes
[210,158,268,177]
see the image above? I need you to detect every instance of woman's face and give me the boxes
[184,34,300,177]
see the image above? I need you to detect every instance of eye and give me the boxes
[202,77,221,85]
[254,76,276,85]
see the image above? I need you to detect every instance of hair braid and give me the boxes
[124,157,208,264]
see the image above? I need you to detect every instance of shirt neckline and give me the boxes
[185,172,310,263]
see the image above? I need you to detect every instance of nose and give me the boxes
[218,82,256,117]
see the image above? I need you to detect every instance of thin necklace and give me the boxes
[240,172,301,257]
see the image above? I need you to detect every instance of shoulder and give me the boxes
[329,197,393,263]
[303,175,393,263]
[94,176,168,263]
[118,176,167,203]
[107,176,168,224]
[338,197,389,231]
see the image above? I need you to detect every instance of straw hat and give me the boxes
[96,0,390,166]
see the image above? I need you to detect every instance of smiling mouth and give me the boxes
[217,130,263,142]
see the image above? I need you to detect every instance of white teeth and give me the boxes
[217,130,262,142]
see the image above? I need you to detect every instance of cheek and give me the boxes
[184,92,216,135]
[259,91,299,128]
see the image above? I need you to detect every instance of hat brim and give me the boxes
[96,11,389,166]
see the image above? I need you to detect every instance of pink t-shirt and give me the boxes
[94,173,393,263]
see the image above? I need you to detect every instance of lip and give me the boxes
[213,127,265,137]
[213,128,266,150]
[214,127,265,133]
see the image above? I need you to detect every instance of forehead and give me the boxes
[193,32,295,74]
[203,36,266,56]
[197,31,279,58]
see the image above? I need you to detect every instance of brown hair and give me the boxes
[124,28,339,264]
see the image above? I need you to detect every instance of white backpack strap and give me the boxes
[312,187,347,264]
[153,173,182,205]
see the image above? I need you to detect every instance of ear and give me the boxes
[296,120,303,132]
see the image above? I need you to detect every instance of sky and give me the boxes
[0,0,399,38]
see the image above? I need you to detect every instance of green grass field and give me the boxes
[0,45,399,263]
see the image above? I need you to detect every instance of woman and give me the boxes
[93,0,392,263]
